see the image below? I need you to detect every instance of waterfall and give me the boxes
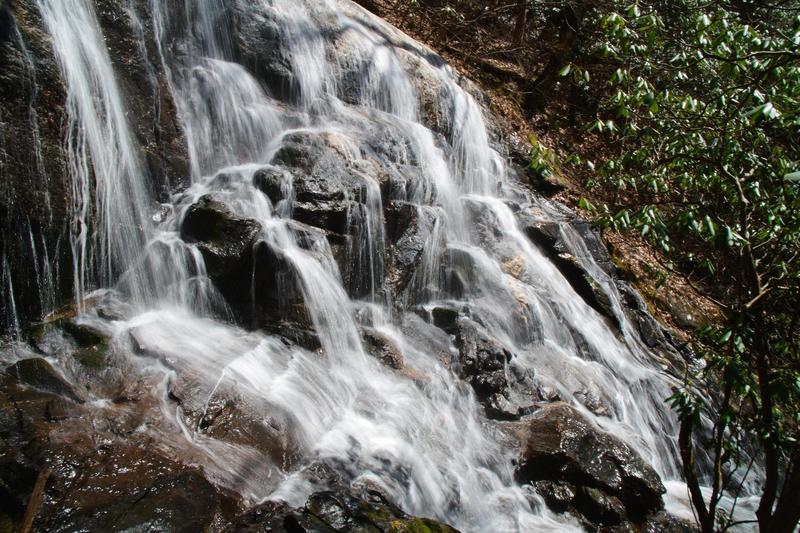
[36,0,155,306]
[18,0,717,530]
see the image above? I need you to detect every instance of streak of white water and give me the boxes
[1,254,22,339]
[29,0,721,531]
[36,0,155,306]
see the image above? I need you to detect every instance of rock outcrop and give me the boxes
[235,490,459,533]
[516,403,666,526]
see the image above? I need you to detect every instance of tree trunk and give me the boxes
[513,1,528,46]
[679,416,713,533]
[524,0,593,113]
[768,443,800,532]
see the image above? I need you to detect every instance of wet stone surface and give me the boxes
[516,403,666,525]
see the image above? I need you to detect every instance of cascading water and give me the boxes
[36,0,155,306]
[12,0,750,530]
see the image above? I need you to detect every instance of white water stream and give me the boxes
[20,0,742,530]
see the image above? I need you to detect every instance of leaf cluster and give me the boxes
[578,1,800,529]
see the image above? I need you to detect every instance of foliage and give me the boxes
[579,1,800,531]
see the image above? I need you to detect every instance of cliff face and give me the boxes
[1,0,67,331]
[0,1,696,531]
[0,0,188,332]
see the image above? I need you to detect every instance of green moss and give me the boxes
[361,504,395,523]
[62,320,107,347]
[387,517,455,533]
[74,346,107,369]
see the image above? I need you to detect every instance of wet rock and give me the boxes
[384,201,428,293]
[523,220,562,252]
[253,166,291,205]
[570,221,617,276]
[532,480,576,513]
[399,313,454,368]
[0,373,239,533]
[524,222,621,332]
[5,358,82,403]
[574,389,612,418]
[48,460,236,533]
[180,195,311,331]
[645,512,700,532]
[576,486,627,526]
[274,132,366,200]
[516,403,665,522]
[293,201,352,236]
[384,201,418,243]
[61,319,110,369]
[362,328,405,370]
[0,0,72,332]
[442,247,479,299]
[431,306,459,333]
[232,3,298,101]
[235,489,459,533]
[181,383,298,469]
[181,195,262,280]
[454,319,538,420]
[455,319,512,392]
[269,131,374,239]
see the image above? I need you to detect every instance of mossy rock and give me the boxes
[73,345,107,369]
[5,358,82,402]
[28,315,108,348]
[387,517,456,533]
[236,489,459,532]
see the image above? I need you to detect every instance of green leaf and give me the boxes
[785,171,800,183]
[558,64,572,77]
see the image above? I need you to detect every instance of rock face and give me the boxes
[452,318,546,420]
[180,195,315,339]
[0,0,693,531]
[524,220,621,332]
[516,403,665,526]
[0,361,239,532]
[0,0,188,331]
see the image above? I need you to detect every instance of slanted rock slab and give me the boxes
[516,402,665,522]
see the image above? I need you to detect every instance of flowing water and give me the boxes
[13,0,748,530]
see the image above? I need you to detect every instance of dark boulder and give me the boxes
[181,195,262,281]
[530,480,576,514]
[5,358,82,403]
[453,319,539,420]
[235,489,459,533]
[273,132,366,202]
[575,486,627,526]
[292,201,352,236]
[253,166,292,206]
[180,195,314,334]
[267,132,370,240]
[431,306,459,334]
[516,403,665,522]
